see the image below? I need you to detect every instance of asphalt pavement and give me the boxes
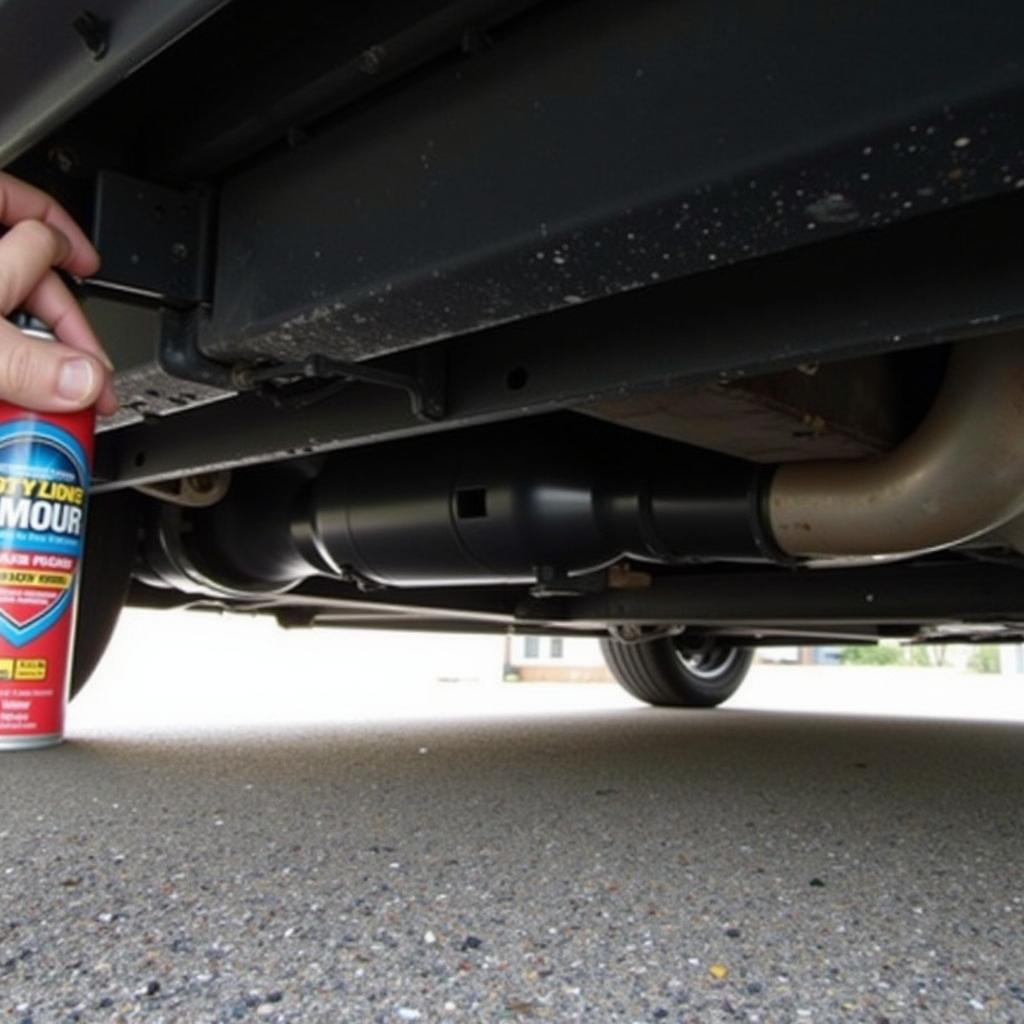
[0,704,1022,1023]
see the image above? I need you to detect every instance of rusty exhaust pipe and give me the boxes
[768,334,1024,559]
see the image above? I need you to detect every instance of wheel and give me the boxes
[600,634,753,708]
[69,491,140,699]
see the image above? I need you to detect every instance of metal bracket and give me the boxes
[90,170,213,306]
[158,308,235,390]
[606,624,688,645]
[134,470,232,508]
[157,309,446,423]
[232,351,447,422]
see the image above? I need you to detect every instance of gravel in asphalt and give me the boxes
[0,708,1022,1023]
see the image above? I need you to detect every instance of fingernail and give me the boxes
[57,358,96,402]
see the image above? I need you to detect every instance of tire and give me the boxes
[69,491,140,699]
[600,634,753,708]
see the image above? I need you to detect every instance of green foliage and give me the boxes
[838,643,1004,671]
[906,646,933,667]
[905,644,950,667]
[967,645,1000,674]
[839,644,903,666]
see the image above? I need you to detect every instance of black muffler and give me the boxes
[143,419,779,595]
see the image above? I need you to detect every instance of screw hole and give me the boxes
[506,367,529,391]
[71,10,109,60]
[133,451,146,468]
[456,488,488,519]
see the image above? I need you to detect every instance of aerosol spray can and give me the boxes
[0,315,94,749]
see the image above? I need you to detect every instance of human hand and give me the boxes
[0,172,117,415]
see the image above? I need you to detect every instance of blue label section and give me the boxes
[0,420,89,648]
[0,531,81,555]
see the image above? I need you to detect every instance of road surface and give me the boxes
[0,700,1022,1022]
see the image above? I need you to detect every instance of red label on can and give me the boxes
[0,404,94,744]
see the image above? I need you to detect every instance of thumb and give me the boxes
[0,320,105,411]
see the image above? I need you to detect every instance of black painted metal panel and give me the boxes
[529,563,1024,626]
[205,0,1024,364]
[95,190,1024,487]
[0,0,229,167]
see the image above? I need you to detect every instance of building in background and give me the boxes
[999,645,1024,673]
[503,635,611,682]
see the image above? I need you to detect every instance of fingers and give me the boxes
[0,317,111,413]
[0,220,71,315]
[0,176,116,415]
[0,172,100,278]
[24,269,108,362]
[23,272,117,415]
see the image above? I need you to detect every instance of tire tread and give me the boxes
[600,636,752,708]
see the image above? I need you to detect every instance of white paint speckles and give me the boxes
[805,193,859,225]
[954,136,971,148]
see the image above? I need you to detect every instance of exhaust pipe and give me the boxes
[143,335,1024,595]
[768,335,1024,559]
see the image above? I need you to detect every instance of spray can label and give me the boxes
[0,405,94,747]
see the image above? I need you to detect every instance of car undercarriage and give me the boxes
[4,0,1024,703]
